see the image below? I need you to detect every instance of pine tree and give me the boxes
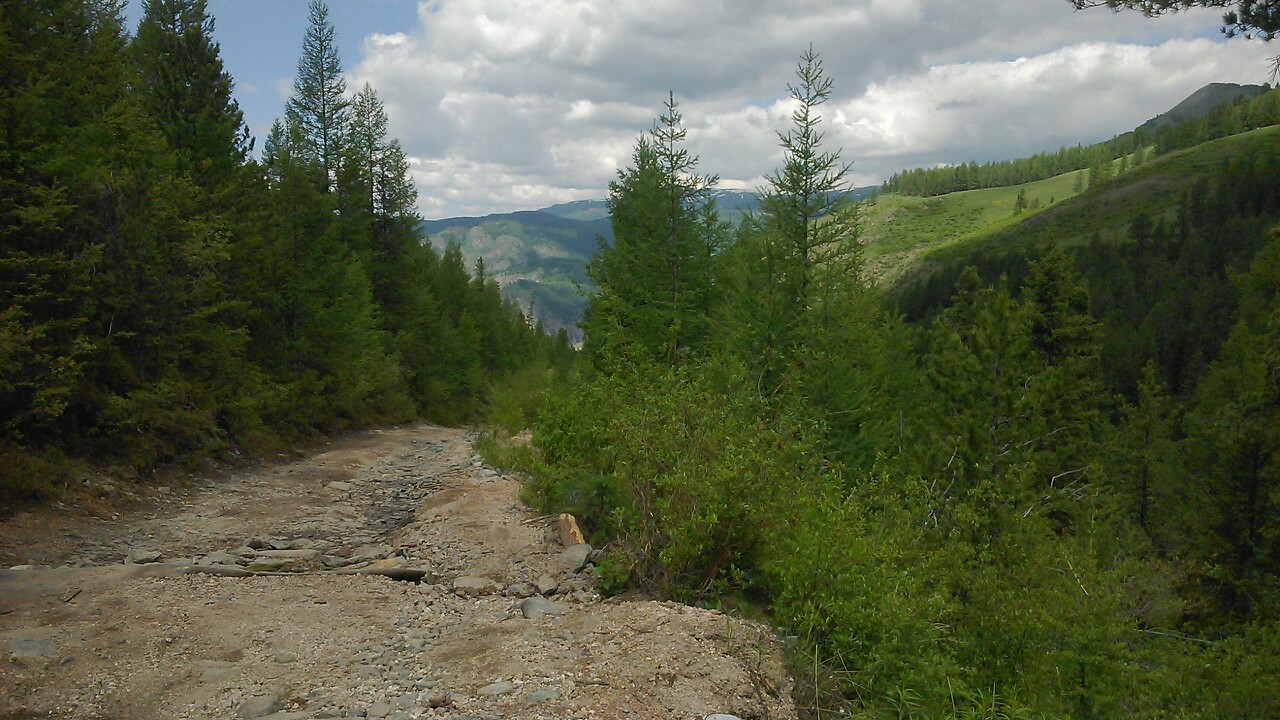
[130,0,251,189]
[1020,238,1104,525]
[286,0,348,191]
[0,0,106,456]
[582,93,724,368]
[727,47,865,397]
[1108,362,1178,540]
[759,46,858,301]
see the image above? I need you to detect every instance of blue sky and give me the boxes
[124,1,1276,219]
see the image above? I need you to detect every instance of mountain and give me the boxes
[1140,82,1268,130]
[883,123,1280,318]
[421,210,609,342]
[423,186,882,341]
[540,200,609,222]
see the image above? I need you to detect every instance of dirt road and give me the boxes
[0,425,795,720]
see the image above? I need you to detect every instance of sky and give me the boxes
[125,1,1277,219]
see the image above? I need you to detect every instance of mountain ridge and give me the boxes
[1140,81,1269,130]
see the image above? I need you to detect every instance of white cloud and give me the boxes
[348,0,1277,217]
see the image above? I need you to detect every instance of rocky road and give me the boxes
[0,424,796,720]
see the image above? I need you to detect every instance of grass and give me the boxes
[866,125,1280,289]
[863,170,1085,283]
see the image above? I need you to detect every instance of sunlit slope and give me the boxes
[874,125,1280,289]
[864,170,1085,282]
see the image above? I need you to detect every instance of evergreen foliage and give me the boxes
[523,46,1280,718]
[581,93,725,368]
[285,0,349,191]
[5,5,1280,715]
[0,0,560,506]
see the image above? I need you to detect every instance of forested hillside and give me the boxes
[0,0,564,506]
[882,83,1279,197]
[484,49,1280,718]
[5,1,1280,718]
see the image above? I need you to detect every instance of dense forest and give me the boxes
[479,48,1280,718]
[0,0,566,505]
[5,0,1280,717]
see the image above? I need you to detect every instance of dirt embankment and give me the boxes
[0,424,796,720]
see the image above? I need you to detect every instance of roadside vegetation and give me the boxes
[506,52,1280,719]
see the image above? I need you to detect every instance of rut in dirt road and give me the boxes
[0,424,797,720]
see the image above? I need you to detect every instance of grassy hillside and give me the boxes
[871,124,1280,292]
[864,169,1085,281]
[926,125,1279,259]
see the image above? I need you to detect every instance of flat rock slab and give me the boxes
[196,550,242,566]
[125,549,162,564]
[520,596,569,619]
[4,637,56,658]
[452,576,498,597]
[477,680,515,697]
[249,549,321,561]
[238,690,283,719]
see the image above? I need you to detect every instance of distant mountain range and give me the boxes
[422,81,1269,340]
[421,187,874,340]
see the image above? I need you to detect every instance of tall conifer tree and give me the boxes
[286,0,348,190]
[130,0,251,188]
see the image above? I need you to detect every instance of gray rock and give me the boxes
[520,597,569,620]
[352,544,394,562]
[528,688,562,703]
[534,574,558,595]
[365,701,394,719]
[505,582,536,598]
[199,550,241,566]
[559,543,593,573]
[424,694,453,708]
[5,637,56,657]
[125,548,162,564]
[477,680,516,696]
[452,576,498,597]
[238,691,284,719]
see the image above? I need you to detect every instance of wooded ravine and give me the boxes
[3,1,1279,718]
